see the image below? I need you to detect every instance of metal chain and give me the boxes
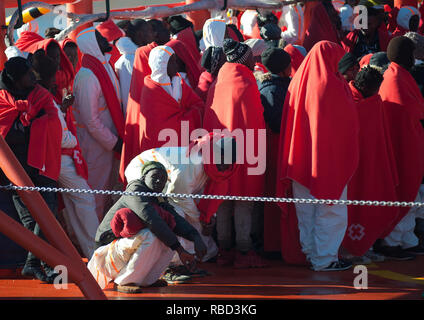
[1,184,423,208]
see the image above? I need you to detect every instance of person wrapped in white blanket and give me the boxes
[89,161,207,293]
[31,50,99,259]
[124,132,238,271]
[279,4,305,45]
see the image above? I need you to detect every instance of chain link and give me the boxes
[1,184,424,208]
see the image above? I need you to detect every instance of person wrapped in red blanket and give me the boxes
[120,20,171,184]
[166,16,201,64]
[375,36,424,258]
[137,45,203,154]
[203,39,267,269]
[302,0,342,52]
[15,31,75,104]
[342,66,399,262]
[0,57,62,283]
[31,50,98,260]
[341,6,391,59]
[276,41,359,271]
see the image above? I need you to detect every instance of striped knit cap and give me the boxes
[223,38,252,65]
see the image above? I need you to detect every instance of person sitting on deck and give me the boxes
[124,133,239,276]
[89,161,207,293]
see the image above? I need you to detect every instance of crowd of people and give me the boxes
[0,0,424,293]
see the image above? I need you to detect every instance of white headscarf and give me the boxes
[397,6,420,30]
[149,45,182,102]
[76,27,121,99]
[202,18,227,50]
[244,39,267,57]
[240,10,258,37]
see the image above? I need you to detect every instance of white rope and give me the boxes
[1,184,423,208]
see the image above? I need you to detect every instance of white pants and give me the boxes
[169,203,218,265]
[413,184,424,220]
[292,181,348,271]
[88,229,174,288]
[382,188,422,249]
[58,155,99,258]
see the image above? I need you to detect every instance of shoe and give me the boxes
[346,255,372,265]
[217,249,235,266]
[363,249,385,262]
[340,251,372,265]
[21,263,48,282]
[403,245,424,255]
[233,250,269,269]
[161,269,192,284]
[42,264,61,284]
[114,283,143,294]
[375,245,416,261]
[168,265,209,278]
[319,259,352,272]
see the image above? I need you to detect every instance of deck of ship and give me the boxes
[0,256,423,300]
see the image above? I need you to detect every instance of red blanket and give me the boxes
[138,75,203,153]
[302,2,340,52]
[119,43,157,183]
[0,85,62,181]
[203,62,266,197]
[61,38,81,73]
[61,106,88,180]
[379,62,424,231]
[284,44,305,77]
[175,28,201,65]
[81,54,125,139]
[276,41,359,264]
[111,206,176,238]
[195,71,215,102]
[342,83,399,256]
[186,132,240,224]
[166,39,201,89]
[15,31,75,102]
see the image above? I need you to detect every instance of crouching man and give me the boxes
[87,161,207,293]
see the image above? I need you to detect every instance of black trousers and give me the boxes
[11,170,58,266]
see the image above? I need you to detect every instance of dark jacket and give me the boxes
[257,73,291,133]
[0,71,53,187]
[95,179,200,249]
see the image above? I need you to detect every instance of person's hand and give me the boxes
[61,94,75,113]
[200,215,216,237]
[113,137,123,153]
[193,235,207,262]
[176,245,196,272]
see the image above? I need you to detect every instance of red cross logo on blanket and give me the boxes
[348,224,365,241]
